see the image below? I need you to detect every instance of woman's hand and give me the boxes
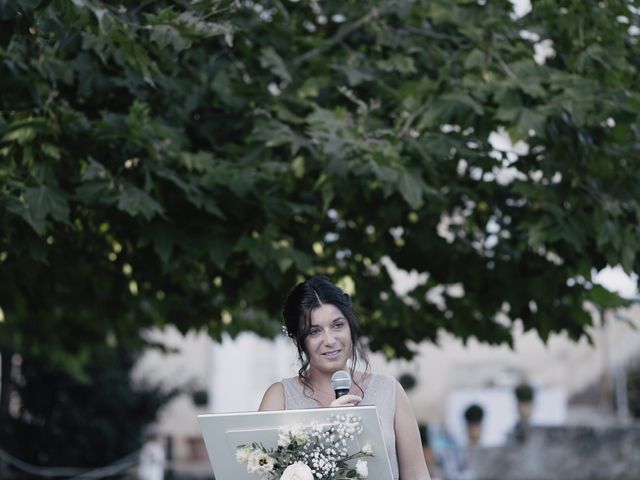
[329,394,362,407]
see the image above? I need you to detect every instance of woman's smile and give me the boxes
[322,349,342,358]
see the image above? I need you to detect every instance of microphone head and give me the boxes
[331,370,352,393]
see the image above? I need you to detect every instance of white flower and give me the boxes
[278,432,292,448]
[235,446,253,463]
[280,462,313,480]
[360,443,374,455]
[294,430,308,444]
[355,459,368,478]
[247,450,275,474]
[279,423,308,447]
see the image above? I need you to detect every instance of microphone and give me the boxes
[331,370,352,399]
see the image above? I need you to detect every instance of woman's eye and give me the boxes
[309,328,320,336]
[334,322,345,329]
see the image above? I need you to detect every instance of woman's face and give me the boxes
[304,303,352,373]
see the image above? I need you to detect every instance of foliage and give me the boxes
[398,372,417,391]
[191,388,209,407]
[0,348,177,469]
[0,0,639,371]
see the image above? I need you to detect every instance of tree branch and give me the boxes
[397,102,431,139]
[293,8,380,66]
[492,51,517,80]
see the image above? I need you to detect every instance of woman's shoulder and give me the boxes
[368,372,397,387]
[366,373,398,399]
[353,371,396,396]
[265,377,305,392]
[281,376,300,385]
[352,371,394,384]
[258,381,285,411]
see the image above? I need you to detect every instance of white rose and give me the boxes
[247,450,276,474]
[279,424,308,447]
[293,428,308,445]
[235,446,253,463]
[280,462,313,480]
[360,443,373,455]
[355,459,368,478]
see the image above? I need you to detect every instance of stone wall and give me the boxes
[468,425,640,480]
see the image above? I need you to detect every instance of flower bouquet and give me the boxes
[236,414,374,480]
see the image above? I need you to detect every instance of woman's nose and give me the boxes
[323,330,336,345]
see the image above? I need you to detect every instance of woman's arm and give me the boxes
[394,381,432,480]
[258,382,285,411]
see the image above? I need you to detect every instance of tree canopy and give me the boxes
[1,0,639,369]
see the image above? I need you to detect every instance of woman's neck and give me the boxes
[306,367,341,389]
[306,367,365,392]
[302,368,369,405]
[302,368,342,405]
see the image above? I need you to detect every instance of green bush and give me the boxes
[191,389,209,407]
[0,348,177,469]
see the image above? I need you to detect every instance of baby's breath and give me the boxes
[236,414,374,480]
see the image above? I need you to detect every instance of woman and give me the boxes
[259,275,431,480]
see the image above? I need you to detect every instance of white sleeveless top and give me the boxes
[281,373,399,480]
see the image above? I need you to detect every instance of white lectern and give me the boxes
[198,406,393,480]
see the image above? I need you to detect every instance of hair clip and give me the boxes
[344,293,352,305]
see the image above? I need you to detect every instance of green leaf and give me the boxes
[150,25,191,52]
[2,127,37,145]
[152,228,174,264]
[25,185,71,225]
[251,120,305,155]
[116,185,164,220]
[376,55,417,74]
[156,168,225,218]
[341,64,374,86]
[260,47,291,84]
[397,170,424,209]
[42,144,62,160]
[588,285,629,309]
[515,108,546,139]
[81,159,112,182]
[208,238,234,269]
[75,181,116,204]
[7,199,46,235]
[464,49,485,69]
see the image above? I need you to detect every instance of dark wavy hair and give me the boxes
[282,275,369,397]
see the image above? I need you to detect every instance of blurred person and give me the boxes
[512,382,535,442]
[427,423,475,480]
[137,432,166,480]
[463,404,484,447]
[514,382,535,423]
[259,274,431,480]
[419,423,440,477]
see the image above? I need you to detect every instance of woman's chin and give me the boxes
[327,360,349,372]
[314,359,347,373]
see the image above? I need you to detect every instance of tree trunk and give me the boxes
[0,349,11,424]
[0,349,13,475]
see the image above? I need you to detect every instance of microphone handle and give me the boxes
[334,388,350,399]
